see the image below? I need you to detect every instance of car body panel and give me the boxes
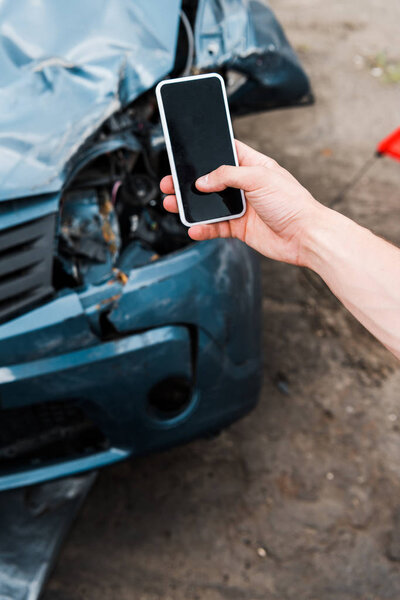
[0,0,181,201]
[0,450,126,491]
[0,239,262,490]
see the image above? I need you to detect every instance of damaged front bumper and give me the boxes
[0,237,262,491]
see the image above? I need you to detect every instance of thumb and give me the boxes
[196,164,267,193]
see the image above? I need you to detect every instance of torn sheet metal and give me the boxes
[0,472,96,600]
[194,0,311,112]
[0,0,181,201]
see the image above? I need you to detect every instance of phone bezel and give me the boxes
[156,72,246,228]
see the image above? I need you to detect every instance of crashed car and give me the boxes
[0,0,311,490]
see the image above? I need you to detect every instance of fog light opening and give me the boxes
[147,377,192,421]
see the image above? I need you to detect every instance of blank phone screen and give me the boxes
[160,76,244,224]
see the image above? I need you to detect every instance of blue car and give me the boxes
[0,0,311,490]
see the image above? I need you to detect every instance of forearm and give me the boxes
[302,207,400,359]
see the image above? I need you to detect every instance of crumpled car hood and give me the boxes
[0,0,181,202]
[0,0,311,204]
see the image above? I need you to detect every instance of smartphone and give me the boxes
[156,73,246,227]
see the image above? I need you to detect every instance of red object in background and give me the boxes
[377,128,400,161]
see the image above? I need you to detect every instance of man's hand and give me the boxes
[160,140,324,266]
[161,138,400,359]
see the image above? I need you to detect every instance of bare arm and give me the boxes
[302,208,400,359]
[160,140,400,359]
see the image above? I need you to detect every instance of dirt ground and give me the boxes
[44,1,400,598]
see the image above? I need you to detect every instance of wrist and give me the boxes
[298,204,353,271]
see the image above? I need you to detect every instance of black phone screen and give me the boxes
[159,76,244,224]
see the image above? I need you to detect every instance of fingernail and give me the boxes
[197,174,209,186]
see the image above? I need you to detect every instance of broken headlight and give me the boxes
[59,188,121,286]
[56,139,189,289]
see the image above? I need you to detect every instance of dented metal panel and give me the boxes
[0,325,192,410]
[0,237,262,488]
[108,239,261,364]
[195,0,311,112]
[0,0,181,201]
[0,293,99,366]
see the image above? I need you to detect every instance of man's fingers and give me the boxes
[188,224,219,241]
[163,195,179,213]
[160,175,175,195]
[162,197,233,242]
[161,142,282,196]
[196,164,266,193]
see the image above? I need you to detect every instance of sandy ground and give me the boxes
[44,1,400,598]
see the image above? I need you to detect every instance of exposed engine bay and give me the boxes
[56,103,189,289]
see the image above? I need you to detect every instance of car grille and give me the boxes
[0,213,55,323]
[0,400,109,472]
